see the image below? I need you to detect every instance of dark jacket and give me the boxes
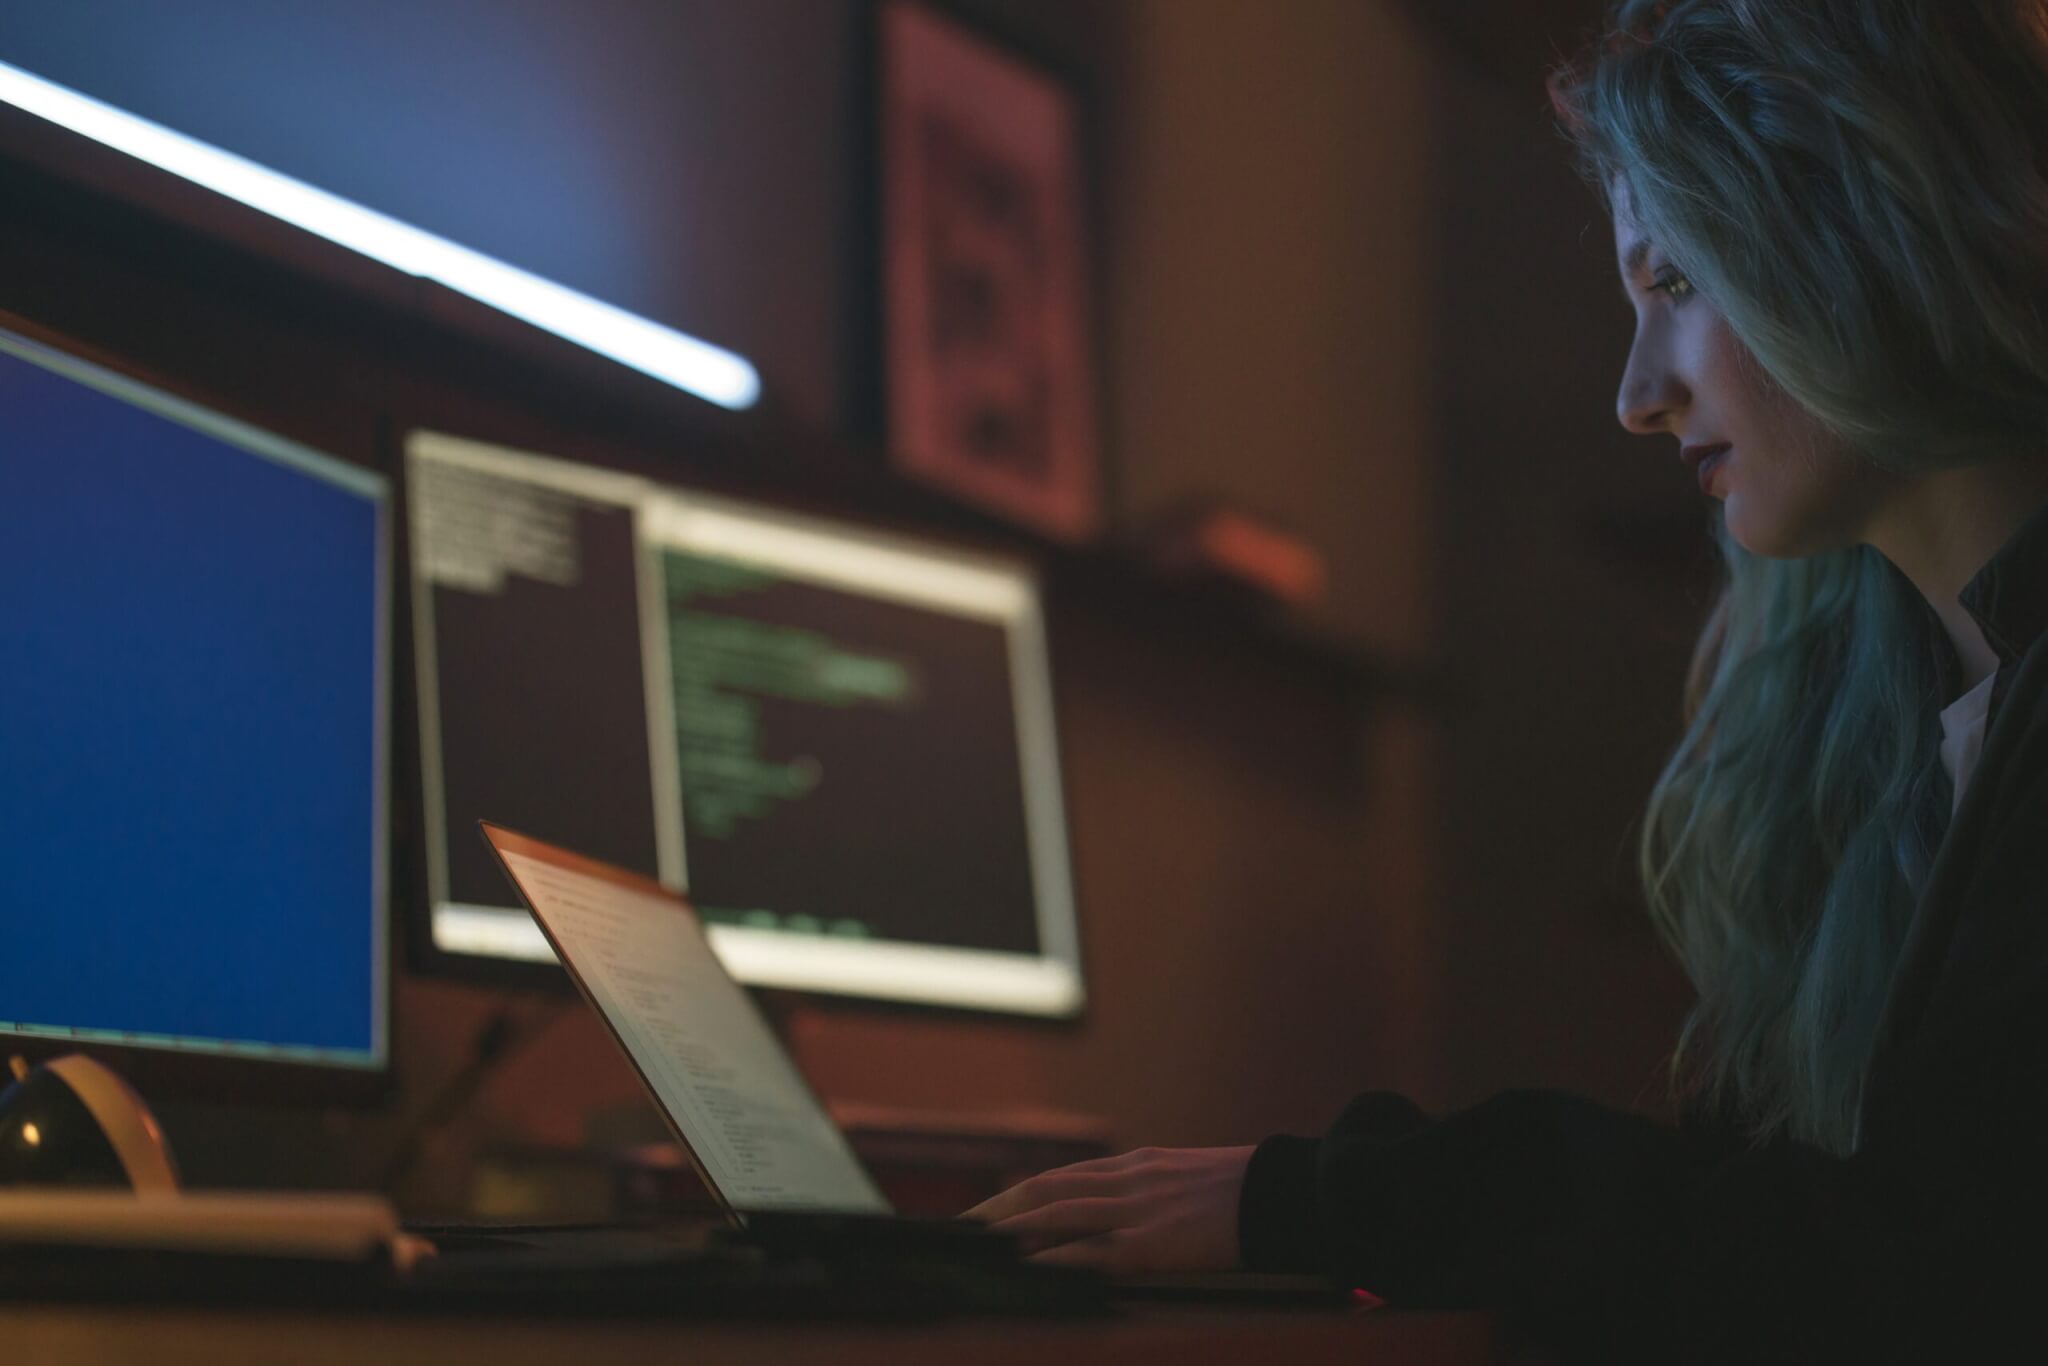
[1237,501,2048,1361]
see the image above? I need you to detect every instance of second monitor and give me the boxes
[407,433,1082,1017]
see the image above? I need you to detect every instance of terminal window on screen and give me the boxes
[663,550,1042,957]
[413,457,668,913]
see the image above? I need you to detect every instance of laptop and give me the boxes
[478,821,1346,1301]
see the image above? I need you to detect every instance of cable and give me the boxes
[379,998,567,1200]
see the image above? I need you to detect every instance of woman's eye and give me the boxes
[1651,268,1695,302]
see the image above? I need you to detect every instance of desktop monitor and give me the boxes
[0,321,391,1102]
[405,432,1083,1017]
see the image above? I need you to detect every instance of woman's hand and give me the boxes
[964,1145,1257,1273]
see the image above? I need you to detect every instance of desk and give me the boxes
[1,1304,1552,1364]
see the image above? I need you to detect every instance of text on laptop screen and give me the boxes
[490,836,891,1216]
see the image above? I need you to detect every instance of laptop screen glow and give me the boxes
[488,831,889,1217]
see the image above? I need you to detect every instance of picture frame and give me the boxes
[876,0,1102,543]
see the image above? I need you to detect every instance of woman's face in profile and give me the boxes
[1610,191,1894,559]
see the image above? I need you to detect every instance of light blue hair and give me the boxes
[1552,0,2048,1152]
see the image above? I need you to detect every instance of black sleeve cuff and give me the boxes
[1237,1134,1326,1273]
[1238,1093,1434,1279]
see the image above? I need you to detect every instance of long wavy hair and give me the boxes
[1550,0,2048,1154]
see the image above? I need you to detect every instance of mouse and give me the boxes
[0,1054,179,1192]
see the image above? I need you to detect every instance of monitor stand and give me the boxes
[1,1053,180,1192]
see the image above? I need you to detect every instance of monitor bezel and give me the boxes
[0,308,396,1108]
[392,428,1090,1022]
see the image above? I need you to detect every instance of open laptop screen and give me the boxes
[480,822,890,1219]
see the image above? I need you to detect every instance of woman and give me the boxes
[968,1,2048,1356]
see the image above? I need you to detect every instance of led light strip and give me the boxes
[0,59,761,411]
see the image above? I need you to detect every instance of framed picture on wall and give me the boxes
[877,0,1102,543]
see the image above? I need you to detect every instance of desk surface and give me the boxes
[1,1303,1553,1365]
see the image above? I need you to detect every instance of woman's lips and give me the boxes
[1682,443,1731,494]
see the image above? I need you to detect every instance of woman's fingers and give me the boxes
[964,1148,1175,1222]
[989,1195,1134,1236]
[986,1195,1137,1251]
[964,1146,1250,1274]
[964,1163,1132,1223]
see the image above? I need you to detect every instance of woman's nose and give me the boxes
[1616,344,1687,436]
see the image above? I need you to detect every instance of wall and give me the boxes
[1422,32,1700,1112]
[1105,0,1440,656]
[413,0,1458,1182]
[0,0,1702,1207]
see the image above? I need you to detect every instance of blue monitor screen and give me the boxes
[0,329,387,1069]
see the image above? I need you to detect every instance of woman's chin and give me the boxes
[1723,496,1788,559]
[1722,497,1843,561]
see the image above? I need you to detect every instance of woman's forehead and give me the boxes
[1611,198,1653,276]
[1608,176,1643,240]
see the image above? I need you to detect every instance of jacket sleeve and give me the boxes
[1235,1087,2004,1361]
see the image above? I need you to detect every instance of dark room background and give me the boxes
[0,0,1705,1202]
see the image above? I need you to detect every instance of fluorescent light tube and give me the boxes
[0,59,761,411]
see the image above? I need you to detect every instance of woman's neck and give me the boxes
[1863,456,2048,697]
